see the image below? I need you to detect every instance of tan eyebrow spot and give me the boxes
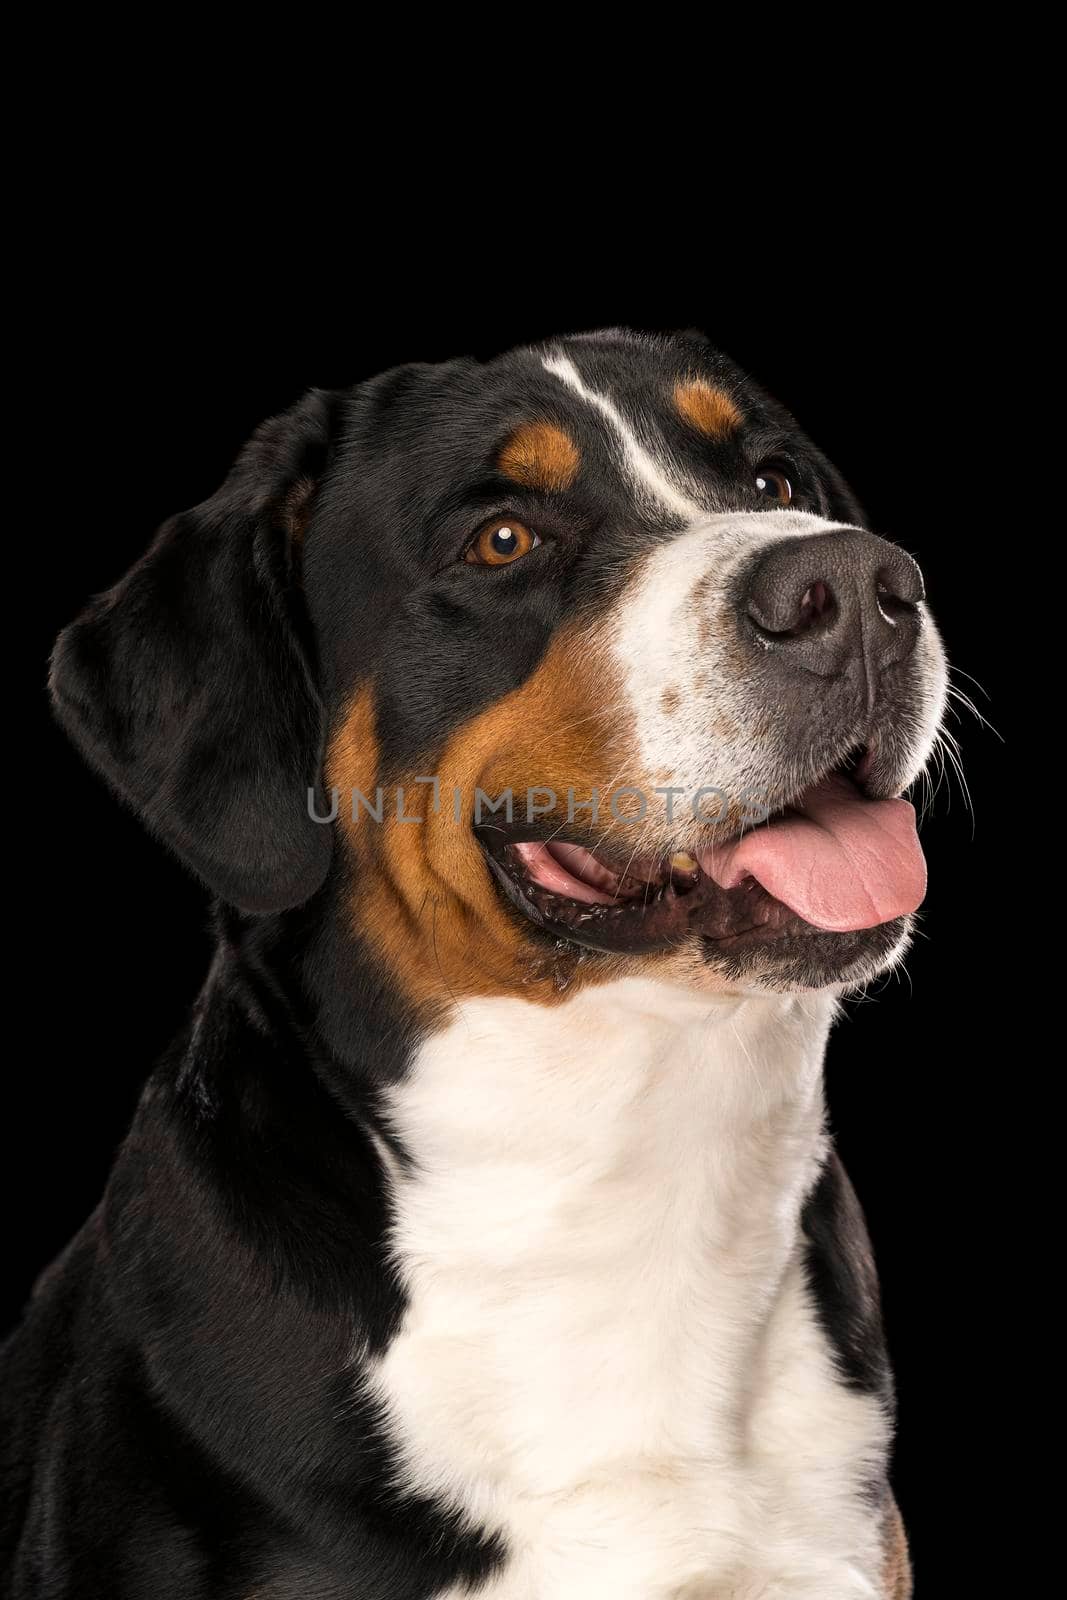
[497,422,581,492]
[673,380,741,438]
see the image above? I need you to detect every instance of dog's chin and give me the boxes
[700,915,913,993]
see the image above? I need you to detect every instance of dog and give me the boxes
[3,329,945,1598]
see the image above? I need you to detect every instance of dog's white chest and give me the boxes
[370,981,887,1598]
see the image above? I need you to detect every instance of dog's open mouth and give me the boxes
[478,771,927,956]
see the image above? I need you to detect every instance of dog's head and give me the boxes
[52,330,947,1013]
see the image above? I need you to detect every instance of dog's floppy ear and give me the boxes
[51,389,342,914]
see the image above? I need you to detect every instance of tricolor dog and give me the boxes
[3,330,945,1597]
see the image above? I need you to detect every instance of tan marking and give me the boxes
[497,422,580,493]
[660,686,681,715]
[327,634,628,1014]
[673,380,741,438]
[325,626,750,1015]
[881,1497,912,1599]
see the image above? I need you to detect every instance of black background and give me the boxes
[13,200,1017,1589]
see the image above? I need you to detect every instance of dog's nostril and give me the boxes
[798,580,834,630]
[740,531,924,675]
[747,577,838,641]
[876,569,922,624]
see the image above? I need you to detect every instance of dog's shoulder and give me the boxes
[2,969,504,1598]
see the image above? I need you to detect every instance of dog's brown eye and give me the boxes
[755,468,793,505]
[465,519,542,566]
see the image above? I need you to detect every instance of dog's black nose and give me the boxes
[741,530,924,676]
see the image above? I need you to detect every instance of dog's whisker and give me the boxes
[29,330,952,1598]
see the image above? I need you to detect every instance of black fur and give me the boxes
[5,330,901,1597]
[2,927,504,1597]
[801,1150,894,1400]
[50,390,340,914]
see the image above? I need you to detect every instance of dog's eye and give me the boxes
[465,519,542,566]
[755,467,793,505]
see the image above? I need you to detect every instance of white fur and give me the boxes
[541,344,949,832]
[369,979,892,1598]
[361,353,924,1594]
[543,352,707,521]
[612,510,863,821]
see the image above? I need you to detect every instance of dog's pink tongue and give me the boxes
[698,776,926,932]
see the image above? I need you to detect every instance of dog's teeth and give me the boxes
[671,852,698,873]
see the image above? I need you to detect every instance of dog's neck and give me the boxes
[384,977,836,1167]
[378,978,837,1309]
[226,907,839,1287]
[366,979,843,1530]
[228,915,837,1232]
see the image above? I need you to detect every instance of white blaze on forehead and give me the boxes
[542,352,705,521]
